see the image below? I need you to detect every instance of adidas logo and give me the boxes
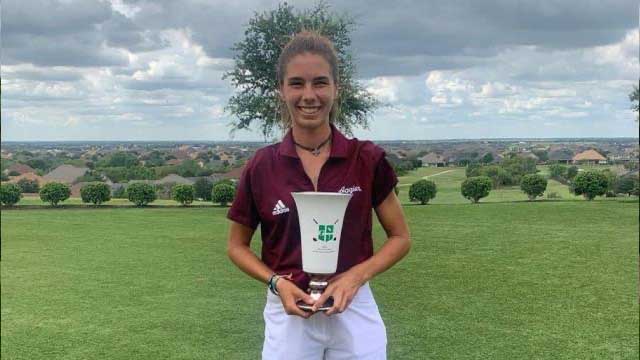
[272,200,290,216]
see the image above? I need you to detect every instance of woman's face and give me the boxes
[280,53,337,131]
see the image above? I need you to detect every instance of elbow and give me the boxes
[403,233,412,256]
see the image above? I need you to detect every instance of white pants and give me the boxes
[262,283,387,360]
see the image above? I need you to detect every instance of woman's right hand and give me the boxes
[276,278,315,318]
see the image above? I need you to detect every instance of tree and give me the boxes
[80,182,112,205]
[0,183,22,206]
[520,174,548,201]
[630,80,639,122]
[224,2,379,138]
[481,152,494,164]
[572,171,608,200]
[615,174,639,196]
[549,164,567,180]
[461,176,492,203]
[212,183,235,206]
[39,182,71,206]
[126,183,157,207]
[194,178,214,201]
[17,178,40,193]
[408,179,437,205]
[566,166,579,180]
[172,184,195,206]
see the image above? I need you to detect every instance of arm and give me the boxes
[227,220,313,318]
[313,191,411,314]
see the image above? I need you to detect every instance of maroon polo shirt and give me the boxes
[227,124,397,290]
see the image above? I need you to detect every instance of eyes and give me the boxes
[287,78,331,89]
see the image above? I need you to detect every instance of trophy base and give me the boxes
[297,297,334,312]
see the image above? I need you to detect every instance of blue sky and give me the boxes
[1,0,638,141]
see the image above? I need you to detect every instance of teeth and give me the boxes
[299,107,320,114]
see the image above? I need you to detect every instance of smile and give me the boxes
[298,106,321,115]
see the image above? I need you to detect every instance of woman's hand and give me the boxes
[312,268,366,315]
[277,278,315,318]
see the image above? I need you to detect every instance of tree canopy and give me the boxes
[224,1,379,138]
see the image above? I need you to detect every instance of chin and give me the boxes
[293,115,329,130]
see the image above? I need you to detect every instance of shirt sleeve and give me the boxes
[371,151,398,208]
[227,159,260,230]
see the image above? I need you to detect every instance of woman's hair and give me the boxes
[276,30,341,128]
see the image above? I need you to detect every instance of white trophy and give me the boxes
[291,192,352,311]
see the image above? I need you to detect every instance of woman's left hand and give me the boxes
[312,268,366,315]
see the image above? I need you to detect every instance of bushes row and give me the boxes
[407,173,551,204]
[0,181,237,207]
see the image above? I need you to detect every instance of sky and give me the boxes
[1,0,639,141]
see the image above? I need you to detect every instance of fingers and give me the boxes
[279,281,313,318]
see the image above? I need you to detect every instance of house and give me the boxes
[155,174,194,185]
[3,163,35,175]
[548,149,574,164]
[6,172,49,191]
[420,153,448,167]
[43,165,88,184]
[572,149,607,165]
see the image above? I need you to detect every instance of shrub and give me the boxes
[461,176,492,203]
[39,182,71,206]
[0,173,9,181]
[566,166,579,180]
[546,191,561,199]
[194,178,213,201]
[520,174,548,201]
[17,178,40,193]
[80,182,112,205]
[8,170,20,176]
[408,179,437,205]
[615,174,639,196]
[0,183,22,206]
[126,182,157,206]
[572,171,609,200]
[212,183,235,206]
[549,164,567,180]
[172,184,195,206]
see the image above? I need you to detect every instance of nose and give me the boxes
[301,84,317,103]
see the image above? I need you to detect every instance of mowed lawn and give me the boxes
[1,201,638,359]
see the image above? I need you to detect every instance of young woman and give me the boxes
[227,31,411,359]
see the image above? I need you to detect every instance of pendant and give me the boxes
[311,148,321,156]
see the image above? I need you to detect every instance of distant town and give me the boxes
[1,138,638,198]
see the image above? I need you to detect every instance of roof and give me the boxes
[420,153,446,164]
[4,163,35,175]
[221,165,246,180]
[5,172,48,187]
[548,149,575,161]
[155,174,194,185]
[43,165,88,184]
[573,149,606,161]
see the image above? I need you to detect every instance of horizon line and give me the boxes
[1,136,639,143]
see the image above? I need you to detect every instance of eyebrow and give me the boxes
[287,76,331,82]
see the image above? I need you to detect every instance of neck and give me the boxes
[291,123,332,149]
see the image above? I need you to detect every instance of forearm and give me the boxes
[227,243,273,284]
[350,234,411,284]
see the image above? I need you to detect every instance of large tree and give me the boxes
[224,2,379,138]
[630,80,639,122]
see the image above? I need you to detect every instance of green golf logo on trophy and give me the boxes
[291,192,352,311]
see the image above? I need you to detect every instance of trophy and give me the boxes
[291,192,352,311]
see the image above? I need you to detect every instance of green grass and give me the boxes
[2,201,638,359]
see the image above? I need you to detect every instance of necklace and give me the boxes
[293,133,332,156]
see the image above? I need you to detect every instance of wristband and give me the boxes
[268,274,282,296]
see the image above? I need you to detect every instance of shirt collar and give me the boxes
[279,123,349,159]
